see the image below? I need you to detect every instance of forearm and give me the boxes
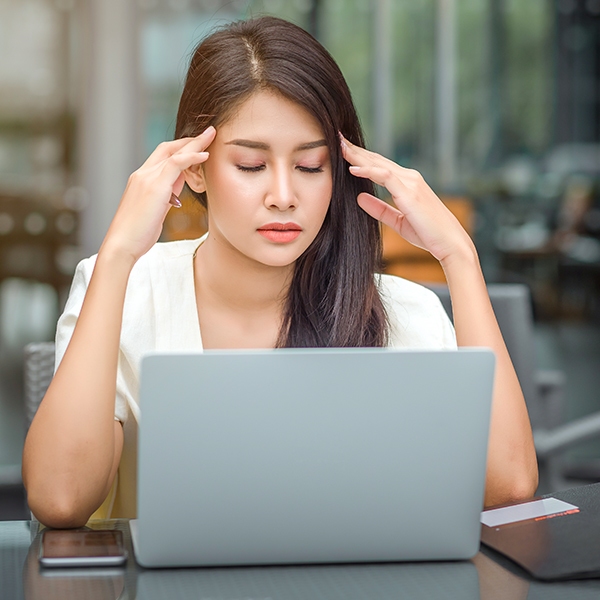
[22,249,134,527]
[441,246,538,506]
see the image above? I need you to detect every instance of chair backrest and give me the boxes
[23,342,55,431]
[424,283,542,427]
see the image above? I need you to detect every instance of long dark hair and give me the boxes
[175,16,388,347]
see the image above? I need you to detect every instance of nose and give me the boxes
[265,164,297,211]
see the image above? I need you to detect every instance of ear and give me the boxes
[184,164,206,194]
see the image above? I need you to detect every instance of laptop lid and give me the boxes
[133,348,494,568]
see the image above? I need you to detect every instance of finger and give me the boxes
[144,126,216,168]
[158,151,210,183]
[173,126,216,155]
[339,134,380,166]
[143,138,195,168]
[348,164,408,203]
[339,133,399,171]
[357,192,406,232]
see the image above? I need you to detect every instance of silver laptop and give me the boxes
[130,348,495,568]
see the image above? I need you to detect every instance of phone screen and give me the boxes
[40,530,127,567]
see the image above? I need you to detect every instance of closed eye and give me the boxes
[237,164,324,174]
[237,164,265,172]
[297,166,324,173]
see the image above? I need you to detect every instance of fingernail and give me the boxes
[169,193,182,208]
[338,132,348,149]
[204,125,215,134]
[349,165,361,174]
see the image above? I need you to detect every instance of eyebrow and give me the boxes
[225,139,328,151]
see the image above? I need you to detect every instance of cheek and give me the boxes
[205,165,253,214]
[312,178,333,219]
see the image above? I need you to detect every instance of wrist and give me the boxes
[439,241,481,280]
[97,241,137,274]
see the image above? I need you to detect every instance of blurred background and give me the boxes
[0,0,598,517]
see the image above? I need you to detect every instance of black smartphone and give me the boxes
[39,529,128,568]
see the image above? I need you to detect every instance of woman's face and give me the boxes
[188,90,333,268]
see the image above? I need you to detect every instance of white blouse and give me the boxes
[55,235,456,518]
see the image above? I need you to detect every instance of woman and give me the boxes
[23,16,538,528]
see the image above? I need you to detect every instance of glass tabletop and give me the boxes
[2,519,600,600]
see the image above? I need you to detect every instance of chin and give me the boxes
[252,250,302,268]
[225,233,317,269]
[244,240,312,268]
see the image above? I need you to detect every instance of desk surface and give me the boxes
[2,518,600,600]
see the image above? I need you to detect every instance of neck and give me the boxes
[194,231,294,315]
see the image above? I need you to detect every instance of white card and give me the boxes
[481,497,579,528]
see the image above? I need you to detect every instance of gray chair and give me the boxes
[23,342,55,432]
[22,342,55,525]
[425,283,600,492]
[425,284,565,430]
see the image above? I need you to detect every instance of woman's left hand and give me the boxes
[340,134,475,267]
[341,135,539,505]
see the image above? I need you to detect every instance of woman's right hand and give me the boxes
[100,126,216,264]
[24,126,216,528]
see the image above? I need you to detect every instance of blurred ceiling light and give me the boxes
[24,213,47,236]
[55,212,76,235]
[501,156,538,196]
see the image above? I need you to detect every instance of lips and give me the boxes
[257,222,302,243]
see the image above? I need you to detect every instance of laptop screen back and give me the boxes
[134,348,494,567]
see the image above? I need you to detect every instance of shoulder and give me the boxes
[140,236,205,264]
[57,235,204,360]
[378,273,445,308]
[377,273,456,349]
[127,236,204,286]
[63,236,204,324]
[71,236,204,287]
